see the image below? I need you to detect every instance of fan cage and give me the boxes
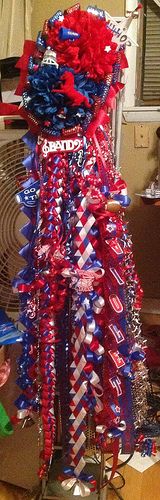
[0,137,29,319]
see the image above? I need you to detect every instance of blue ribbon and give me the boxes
[15,394,30,410]
[63,466,95,483]
[20,222,34,240]
[130,350,145,361]
[36,31,46,51]
[22,154,34,170]
[48,10,63,26]
[16,376,33,390]
[22,132,37,151]
[59,27,80,41]
[113,194,131,207]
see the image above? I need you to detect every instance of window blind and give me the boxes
[142,0,160,102]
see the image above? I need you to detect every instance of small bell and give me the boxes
[42,49,58,68]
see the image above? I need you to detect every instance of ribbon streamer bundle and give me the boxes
[13,4,151,496]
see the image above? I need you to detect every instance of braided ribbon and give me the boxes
[74,197,96,269]
[65,196,104,479]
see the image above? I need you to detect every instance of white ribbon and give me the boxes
[93,295,105,314]
[118,420,126,431]
[61,478,91,497]
[96,425,107,434]
[17,409,30,419]
[90,373,103,413]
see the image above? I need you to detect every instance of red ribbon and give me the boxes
[86,108,110,139]
[0,103,19,116]
[120,52,128,70]
[0,102,40,135]
[18,278,46,293]
[15,40,36,96]
[109,438,120,482]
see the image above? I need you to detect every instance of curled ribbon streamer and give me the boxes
[73,297,104,413]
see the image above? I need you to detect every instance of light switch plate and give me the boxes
[134,124,149,148]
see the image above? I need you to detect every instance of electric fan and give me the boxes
[0,131,29,320]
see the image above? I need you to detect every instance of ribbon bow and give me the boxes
[62,266,104,292]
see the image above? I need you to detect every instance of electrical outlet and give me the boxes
[134,124,149,148]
